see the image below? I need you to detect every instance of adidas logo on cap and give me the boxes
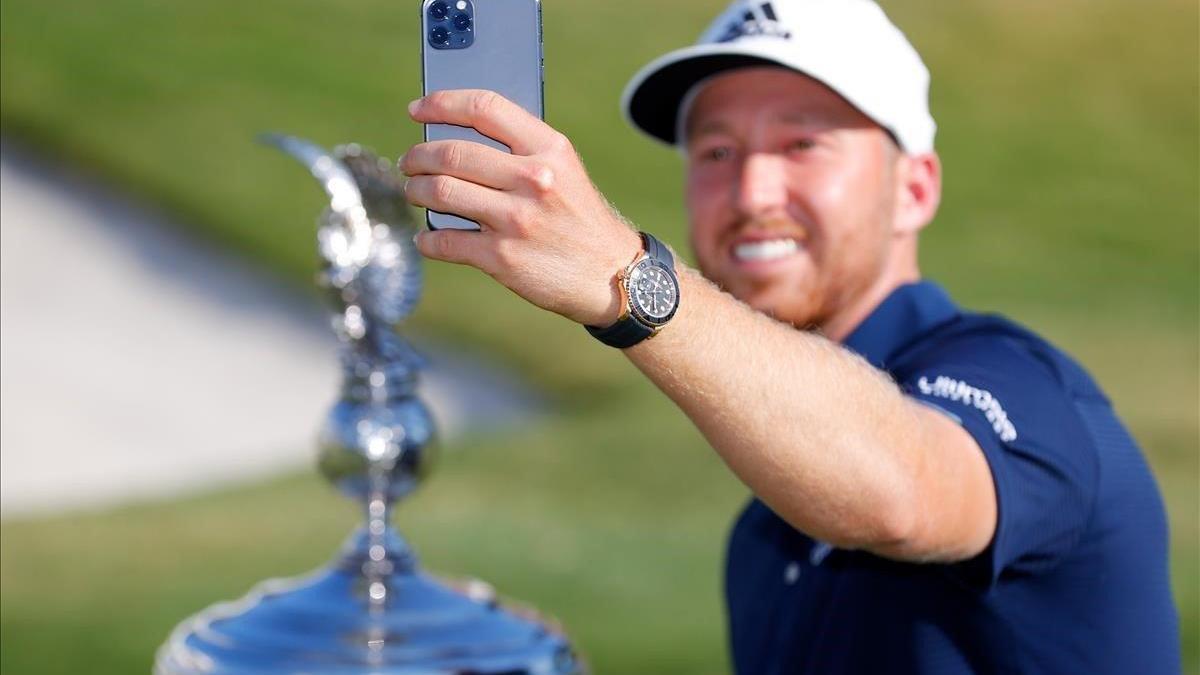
[715,2,792,42]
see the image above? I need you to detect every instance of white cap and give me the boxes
[621,0,936,154]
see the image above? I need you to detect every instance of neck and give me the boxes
[821,256,921,343]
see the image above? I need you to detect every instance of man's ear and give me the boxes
[892,151,942,235]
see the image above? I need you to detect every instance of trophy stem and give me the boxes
[365,479,389,664]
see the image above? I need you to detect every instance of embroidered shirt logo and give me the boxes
[716,2,792,42]
[917,375,1018,443]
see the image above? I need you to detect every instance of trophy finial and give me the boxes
[260,134,431,504]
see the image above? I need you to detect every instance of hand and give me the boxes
[400,89,644,327]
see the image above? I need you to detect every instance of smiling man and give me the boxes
[400,0,1179,672]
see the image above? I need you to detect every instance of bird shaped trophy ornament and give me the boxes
[154,136,581,675]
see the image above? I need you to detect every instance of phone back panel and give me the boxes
[421,0,544,230]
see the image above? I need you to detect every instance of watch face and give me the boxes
[628,260,679,325]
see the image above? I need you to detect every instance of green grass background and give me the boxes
[1,0,1196,672]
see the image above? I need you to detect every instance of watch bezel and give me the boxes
[623,257,679,327]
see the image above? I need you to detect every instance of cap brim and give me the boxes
[621,44,797,147]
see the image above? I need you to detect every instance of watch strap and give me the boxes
[643,231,674,272]
[585,313,655,348]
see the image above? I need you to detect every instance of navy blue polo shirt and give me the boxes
[725,281,1180,674]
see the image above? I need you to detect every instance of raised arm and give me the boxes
[401,90,996,562]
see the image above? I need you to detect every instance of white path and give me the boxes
[0,144,542,518]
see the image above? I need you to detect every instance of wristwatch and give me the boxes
[586,231,680,348]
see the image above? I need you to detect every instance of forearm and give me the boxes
[624,267,930,552]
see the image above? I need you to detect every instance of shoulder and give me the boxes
[890,312,1105,461]
[891,310,1107,415]
[891,311,1113,579]
[902,312,1113,566]
[893,314,1099,462]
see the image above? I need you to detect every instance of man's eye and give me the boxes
[785,138,816,154]
[704,146,733,162]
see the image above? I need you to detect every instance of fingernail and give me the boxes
[408,98,421,116]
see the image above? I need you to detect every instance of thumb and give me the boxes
[413,228,492,269]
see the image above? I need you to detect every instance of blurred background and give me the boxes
[0,0,1196,672]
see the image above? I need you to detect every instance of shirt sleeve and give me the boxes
[897,336,1100,591]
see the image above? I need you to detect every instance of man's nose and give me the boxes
[735,152,789,217]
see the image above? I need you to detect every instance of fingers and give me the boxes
[400,140,526,191]
[413,228,495,269]
[404,174,510,228]
[409,90,560,156]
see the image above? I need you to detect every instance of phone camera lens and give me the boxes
[429,26,450,46]
[452,12,472,31]
[428,1,449,21]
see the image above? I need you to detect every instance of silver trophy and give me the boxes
[154,136,581,674]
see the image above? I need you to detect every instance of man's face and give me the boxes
[684,67,902,330]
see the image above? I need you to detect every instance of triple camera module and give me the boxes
[427,0,474,50]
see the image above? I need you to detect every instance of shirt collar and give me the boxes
[841,281,960,369]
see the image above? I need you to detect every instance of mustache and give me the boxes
[729,216,810,242]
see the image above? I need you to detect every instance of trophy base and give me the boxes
[154,527,581,675]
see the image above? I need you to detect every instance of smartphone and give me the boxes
[420,0,544,231]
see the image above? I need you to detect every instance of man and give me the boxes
[400,0,1180,672]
